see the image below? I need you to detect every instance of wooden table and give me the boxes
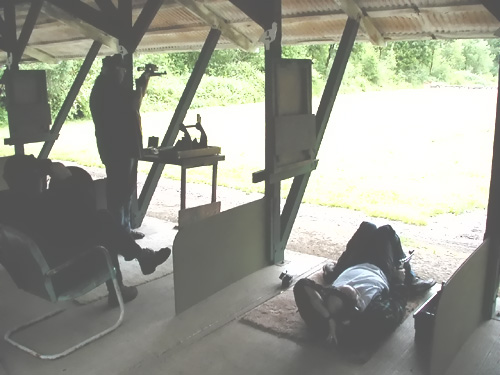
[141,147,225,210]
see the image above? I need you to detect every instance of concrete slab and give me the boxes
[2,214,497,375]
[0,215,326,375]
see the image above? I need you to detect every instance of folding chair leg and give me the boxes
[4,276,124,360]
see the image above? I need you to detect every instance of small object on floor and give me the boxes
[138,247,171,275]
[131,230,145,240]
[279,271,293,288]
[108,284,138,307]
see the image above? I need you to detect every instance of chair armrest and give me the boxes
[45,246,108,277]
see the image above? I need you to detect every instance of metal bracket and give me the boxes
[259,22,277,50]
[118,45,129,56]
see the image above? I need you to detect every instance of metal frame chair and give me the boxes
[0,224,124,360]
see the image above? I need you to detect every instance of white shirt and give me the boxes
[332,263,389,312]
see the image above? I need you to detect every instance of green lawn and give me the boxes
[1,88,496,225]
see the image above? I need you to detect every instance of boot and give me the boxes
[137,247,171,275]
[130,230,145,240]
[107,280,138,308]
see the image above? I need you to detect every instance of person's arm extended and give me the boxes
[133,71,151,110]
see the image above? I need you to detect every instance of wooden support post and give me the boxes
[134,28,221,227]
[3,0,22,154]
[39,42,101,159]
[12,0,43,67]
[265,0,282,264]
[118,0,134,89]
[279,18,359,254]
[484,58,500,318]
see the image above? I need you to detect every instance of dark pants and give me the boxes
[92,209,142,284]
[105,158,137,233]
[325,221,415,285]
[45,167,142,285]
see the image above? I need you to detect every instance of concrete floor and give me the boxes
[1,216,499,375]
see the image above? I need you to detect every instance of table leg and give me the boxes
[212,162,218,203]
[181,166,187,210]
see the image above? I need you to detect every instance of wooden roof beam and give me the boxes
[24,45,58,63]
[481,0,500,37]
[335,0,385,46]
[228,0,269,29]
[176,0,256,51]
[12,0,43,65]
[128,0,164,52]
[42,0,120,51]
[94,0,118,15]
[481,0,500,22]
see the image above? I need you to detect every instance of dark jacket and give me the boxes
[89,74,142,165]
[0,175,97,267]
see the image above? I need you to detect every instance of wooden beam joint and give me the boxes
[336,0,385,46]
[44,0,121,47]
[481,0,500,22]
[177,0,256,51]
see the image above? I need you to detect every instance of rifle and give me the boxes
[137,63,166,76]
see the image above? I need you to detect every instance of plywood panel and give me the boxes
[275,114,315,163]
[430,239,491,375]
[173,198,268,314]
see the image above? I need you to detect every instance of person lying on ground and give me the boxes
[294,221,435,350]
[0,154,171,307]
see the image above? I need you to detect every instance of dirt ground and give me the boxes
[82,164,485,285]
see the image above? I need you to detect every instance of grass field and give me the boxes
[1,87,497,225]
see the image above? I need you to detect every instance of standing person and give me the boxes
[89,54,150,239]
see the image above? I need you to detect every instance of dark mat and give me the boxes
[240,269,424,363]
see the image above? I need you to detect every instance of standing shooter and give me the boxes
[90,54,153,239]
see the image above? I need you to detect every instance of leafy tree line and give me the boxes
[1,38,499,124]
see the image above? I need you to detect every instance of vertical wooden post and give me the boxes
[264,0,282,263]
[279,18,359,256]
[135,28,221,227]
[39,42,101,159]
[484,59,500,318]
[4,0,23,155]
[118,0,134,89]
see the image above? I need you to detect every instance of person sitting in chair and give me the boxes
[294,221,435,350]
[0,154,171,307]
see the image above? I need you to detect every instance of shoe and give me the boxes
[322,262,336,275]
[410,276,436,295]
[130,230,145,240]
[322,261,336,283]
[137,247,171,275]
[108,284,138,308]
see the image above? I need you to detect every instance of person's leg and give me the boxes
[94,210,171,275]
[324,221,378,283]
[369,225,435,293]
[122,158,137,233]
[293,278,329,339]
[105,159,132,232]
[126,158,145,239]
[366,225,400,280]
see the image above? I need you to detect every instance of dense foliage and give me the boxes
[0,39,499,124]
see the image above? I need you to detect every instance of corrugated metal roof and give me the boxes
[5,0,500,64]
